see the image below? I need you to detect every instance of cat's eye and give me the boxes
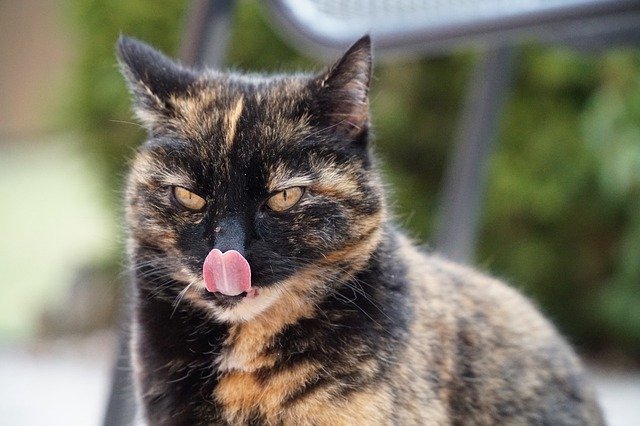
[172,186,206,211]
[266,187,304,212]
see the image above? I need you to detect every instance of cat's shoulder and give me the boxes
[392,231,554,332]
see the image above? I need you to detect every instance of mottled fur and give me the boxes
[118,35,603,425]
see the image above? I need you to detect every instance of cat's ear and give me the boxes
[312,35,372,142]
[117,35,197,131]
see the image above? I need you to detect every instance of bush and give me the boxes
[66,0,189,206]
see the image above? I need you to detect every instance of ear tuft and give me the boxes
[313,35,372,141]
[116,35,197,131]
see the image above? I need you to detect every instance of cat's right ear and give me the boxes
[117,35,197,132]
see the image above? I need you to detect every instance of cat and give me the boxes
[117,35,604,425]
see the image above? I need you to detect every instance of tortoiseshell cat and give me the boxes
[118,35,603,425]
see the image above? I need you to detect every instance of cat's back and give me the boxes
[390,233,604,425]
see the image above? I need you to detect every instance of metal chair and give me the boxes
[104,1,640,424]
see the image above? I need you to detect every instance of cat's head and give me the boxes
[119,35,385,322]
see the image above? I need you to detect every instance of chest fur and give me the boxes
[212,312,393,425]
[214,365,392,425]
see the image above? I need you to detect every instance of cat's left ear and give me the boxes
[312,35,372,143]
[117,35,197,132]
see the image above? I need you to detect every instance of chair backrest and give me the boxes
[265,0,640,58]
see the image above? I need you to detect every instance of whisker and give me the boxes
[171,279,198,318]
[109,119,145,129]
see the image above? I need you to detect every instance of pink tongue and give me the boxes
[202,249,251,296]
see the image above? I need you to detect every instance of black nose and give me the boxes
[213,215,246,256]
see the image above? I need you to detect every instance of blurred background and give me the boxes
[0,0,639,424]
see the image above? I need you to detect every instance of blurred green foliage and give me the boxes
[66,0,640,357]
[582,53,640,351]
[66,0,190,205]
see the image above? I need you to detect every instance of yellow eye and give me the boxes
[266,187,304,212]
[173,186,206,211]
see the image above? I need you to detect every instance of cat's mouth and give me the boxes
[220,291,247,301]
[198,249,284,320]
[205,287,259,301]
[201,287,262,312]
[202,249,252,297]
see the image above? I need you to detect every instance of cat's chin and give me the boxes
[203,286,281,323]
[204,287,259,304]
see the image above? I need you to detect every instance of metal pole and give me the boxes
[102,294,135,426]
[180,0,236,68]
[435,46,516,263]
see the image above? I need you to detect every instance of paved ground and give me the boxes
[1,333,639,425]
[589,366,640,426]
[0,334,114,425]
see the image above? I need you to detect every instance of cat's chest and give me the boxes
[212,325,316,423]
[215,332,276,373]
[214,363,319,423]
[213,295,317,375]
[213,359,391,426]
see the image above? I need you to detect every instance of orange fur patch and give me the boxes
[225,96,244,148]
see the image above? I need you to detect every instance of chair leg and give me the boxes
[103,298,135,426]
[435,46,516,263]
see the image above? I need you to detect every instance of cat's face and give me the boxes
[119,36,384,322]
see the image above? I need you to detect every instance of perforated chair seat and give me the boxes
[267,0,640,57]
